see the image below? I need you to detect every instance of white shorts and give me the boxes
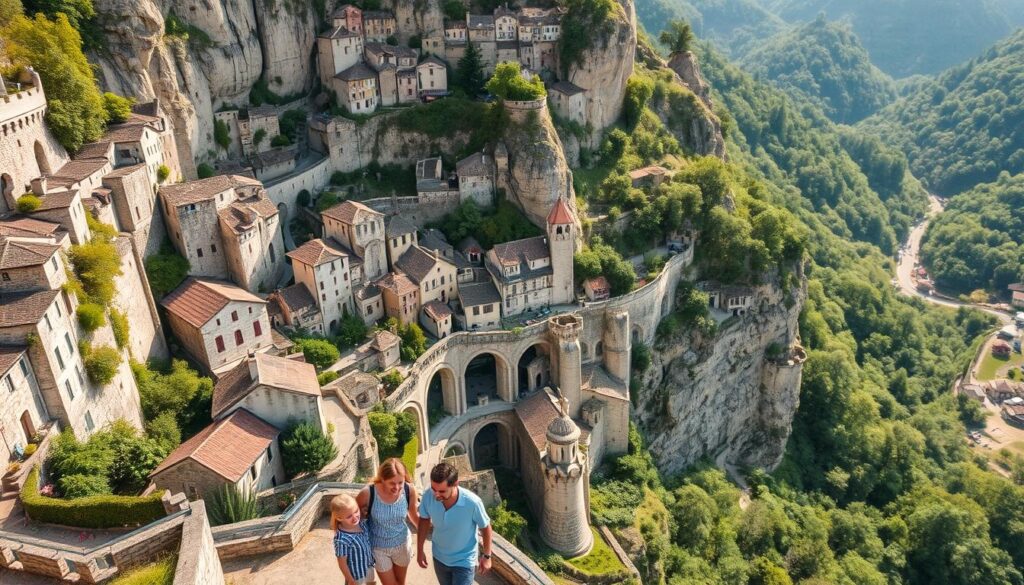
[372,536,412,572]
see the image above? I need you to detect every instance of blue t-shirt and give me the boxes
[418,487,490,568]
[334,520,374,581]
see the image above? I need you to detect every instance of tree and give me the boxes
[397,323,427,361]
[381,369,404,393]
[22,0,94,33]
[659,19,694,54]
[295,338,339,369]
[489,501,528,543]
[102,92,133,123]
[196,163,214,179]
[623,75,653,128]
[144,244,189,299]
[0,0,23,26]
[458,42,486,96]
[337,314,368,349]
[156,164,170,183]
[270,134,291,147]
[369,411,399,454]
[253,128,267,148]
[2,13,107,151]
[69,226,122,304]
[279,109,306,138]
[15,194,41,213]
[280,421,338,478]
[485,61,546,101]
[214,119,231,151]
[132,359,213,434]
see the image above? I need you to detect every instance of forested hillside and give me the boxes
[920,173,1024,295]
[858,29,1024,196]
[739,17,896,123]
[636,0,1024,78]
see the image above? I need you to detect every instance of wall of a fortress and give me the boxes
[0,80,68,212]
[264,156,331,216]
[113,235,168,360]
[174,501,226,585]
[361,191,462,227]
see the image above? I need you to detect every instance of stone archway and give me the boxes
[463,350,513,406]
[632,325,644,344]
[402,404,427,454]
[33,141,50,175]
[443,442,467,458]
[517,342,551,394]
[471,421,514,470]
[661,294,670,317]
[426,365,459,431]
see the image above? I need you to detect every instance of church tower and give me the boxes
[546,197,575,305]
[540,396,593,558]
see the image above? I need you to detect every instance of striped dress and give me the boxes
[370,484,409,549]
[334,520,374,581]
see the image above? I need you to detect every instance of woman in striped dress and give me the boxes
[356,458,419,585]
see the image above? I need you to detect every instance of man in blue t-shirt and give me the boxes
[417,462,492,585]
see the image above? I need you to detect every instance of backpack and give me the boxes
[368,482,411,518]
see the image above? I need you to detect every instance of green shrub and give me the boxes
[196,163,214,179]
[489,500,528,543]
[110,308,130,349]
[485,62,546,101]
[206,484,264,526]
[76,303,107,332]
[214,119,231,151]
[369,410,399,454]
[279,109,306,138]
[295,338,340,369]
[253,128,267,148]
[16,194,42,213]
[144,243,190,298]
[103,92,134,123]
[156,164,170,183]
[59,473,111,498]
[108,555,176,585]
[270,134,291,147]
[20,466,167,528]
[280,421,338,478]
[396,411,417,445]
[318,371,339,386]
[381,369,404,393]
[631,341,651,372]
[84,345,122,385]
[145,411,182,450]
[69,228,122,305]
[337,314,368,349]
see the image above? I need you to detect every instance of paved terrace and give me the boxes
[223,516,506,585]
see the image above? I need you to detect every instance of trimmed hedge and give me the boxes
[20,466,167,529]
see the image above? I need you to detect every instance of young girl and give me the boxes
[332,494,375,585]
[356,458,419,585]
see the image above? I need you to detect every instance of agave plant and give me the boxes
[206,485,265,526]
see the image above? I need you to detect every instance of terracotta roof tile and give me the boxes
[161,277,266,328]
[273,283,317,313]
[149,408,279,482]
[0,345,27,376]
[51,159,109,183]
[515,390,560,450]
[287,238,348,266]
[0,217,62,239]
[0,289,60,327]
[0,238,59,269]
[396,245,450,284]
[75,141,113,161]
[321,200,382,224]
[161,175,262,208]
[423,300,452,321]
[218,195,279,234]
[546,197,574,225]
[103,163,148,180]
[371,329,399,350]
[212,353,320,418]
[376,272,418,297]
[103,124,151,143]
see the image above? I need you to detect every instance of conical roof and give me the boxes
[546,196,574,226]
[546,395,580,443]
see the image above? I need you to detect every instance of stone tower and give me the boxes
[549,314,582,417]
[546,196,575,305]
[603,310,631,383]
[540,396,593,558]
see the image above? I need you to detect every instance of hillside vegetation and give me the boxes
[920,172,1024,295]
[739,17,896,123]
[858,29,1024,196]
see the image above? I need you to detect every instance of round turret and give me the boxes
[546,412,580,444]
[539,395,593,557]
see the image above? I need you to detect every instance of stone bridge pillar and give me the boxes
[549,314,582,417]
[603,311,631,384]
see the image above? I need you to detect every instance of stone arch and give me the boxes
[443,441,467,458]
[1,173,13,211]
[596,340,604,356]
[470,420,515,470]
[402,404,427,454]
[516,341,551,395]
[277,202,288,224]
[425,363,459,429]
[661,294,670,317]
[463,349,513,406]
[632,325,644,344]
[33,141,50,175]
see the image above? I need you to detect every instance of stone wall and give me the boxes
[173,501,225,585]
[113,235,168,361]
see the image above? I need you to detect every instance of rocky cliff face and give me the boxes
[254,0,317,98]
[567,0,636,148]
[499,102,581,232]
[634,271,806,475]
[653,52,726,159]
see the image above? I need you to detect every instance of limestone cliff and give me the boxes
[634,270,806,475]
[668,51,713,110]
[253,0,318,98]
[566,0,636,148]
[498,101,581,232]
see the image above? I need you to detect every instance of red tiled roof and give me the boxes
[377,272,418,296]
[0,345,27,376]
[0,217,62,239]
[0,289,60,327]
[51,159,109,183]
[546,197,574,225]
[212,353,320,419]
[160,175,262,208]
[149,409,279,482]
[0,238,59,269]
[161,277,266,328]
[515,390,560,450]
[423,300,452,321]
[287,238,348,266]
[321,200,381,224]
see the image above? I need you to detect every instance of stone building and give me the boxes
[417,57,449,98]
[548,81,587,127]
[494,7,518,41]
[539,397,592,557]
[377,272,419,325]
[484,198,575,316]
[237,108,281,157]
[467,15,497,73]
[0,346,49,463]
[456,281,501,331]
[211,352,326,432]
[395,244,458,306]
[269,283,323,334]
[102,163,166,257]
[415,157,457,199]
[160,277,274,375]
[362,10,397,43]
[422,300,453,338]
[0,68,69,214]
[322,200,387,280]
[149,408,284,500]
[331,4,363,34]
[398,69,418,104]
[385,215,418,268]
[456,152,495,208]
[317,26,364,90]
[160,174,284,293]
[334,63,380,115]
[286,238,355,334]
[354,283,385,326]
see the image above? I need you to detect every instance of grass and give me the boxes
[400,433,418,477]
[976,349,1024,381]
[109,555,175,585]
[566,527,626,576]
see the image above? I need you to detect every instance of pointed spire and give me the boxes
[546,196,574,226]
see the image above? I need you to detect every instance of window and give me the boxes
[234,330,244,346]
[253,320,262,337]
[250,465,257,480]
[215,336,225,353]
[64,333,74,354]
[50,257,57,271]
[248,307,252,314]
[320,282,325,290]
[54,300,61,317]
[65,379,75,400]
[44,314,52,332]
[76,366,84,386]
[19,357,29,377]
[211,244,217,253]
[197,248,204,258]
[231,311,238,322]
[54,347,65,370]
[484,304,493,314]
[3,375,12,393]
[1,272,8,281]
[473,306,480,316]
[267,446,273,461]
[85,411,95,432]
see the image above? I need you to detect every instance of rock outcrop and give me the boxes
[647,52,726,160]
[498,101,581,232]
[567,0,636,148]
[634,271,806,475]
[668,51,713,110]
[254,0,318,98]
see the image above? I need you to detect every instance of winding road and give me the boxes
[895,195,1012,325]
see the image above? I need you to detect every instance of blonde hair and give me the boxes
[373,457,412,485]
[330,493,358,531]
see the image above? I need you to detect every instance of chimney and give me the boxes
[247,351,259,380]
[30,176,47,196]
